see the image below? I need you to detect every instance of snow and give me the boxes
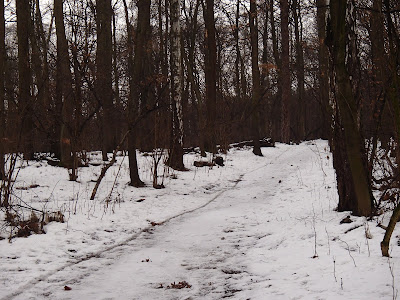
[0,140,399,299]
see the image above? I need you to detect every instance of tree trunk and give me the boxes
[30,0,50,134]
[368,0,387,177]
[261,1,271,137]
[249,0,262,156]
[169,0,185,170]
[280,0,290,143]
[112,11,121,146]
[203,0,217,153]
[96,0,114,161]
[123,0,149,187]
[381,203,400,257]
[54,0,76,178]
[316,0,330,140]
[292,0,305,141]
[270,0,281,141]
[17,0,34,160]
[0,0,4,179]
[234,0,241,100]
[383,0,400,170]
[328,0,373,216]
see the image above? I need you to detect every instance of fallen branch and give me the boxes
[90,131,129,200]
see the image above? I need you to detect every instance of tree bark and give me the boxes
[292,0,305,141]
[383,0,400,169]
[316,0,330,140]
[0,0,5,179]
[123,0,149,187]
[54,0,76,178]
[30,0,50,129]
[96,0,114,161]
[17,0,34,160]
[249,0,262,156]
[368,0,387,177]
[381,203,400,257]
[112,11,121,146]
[260,1,271,137]
[203,0,217,153]
[328,0,373,216]
[280,0,290,143]
[169,0,185,170]
[270,0,281,140]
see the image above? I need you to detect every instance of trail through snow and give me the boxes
[1,141,399,299]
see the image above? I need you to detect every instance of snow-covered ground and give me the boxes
[0,140,399,299]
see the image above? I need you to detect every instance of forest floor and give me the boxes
[0,140,399,299]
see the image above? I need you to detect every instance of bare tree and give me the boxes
[30,0,50,125]
[124,0,150,187]
[96,0,115,161]
[327,0,373,216]
[249,0,262,156]
[54,0,77,179]
[203,0,217,153]
[316,0,330,140]
[17,0,34,160]
[169,0,185,170]
[280,0,290,143]
[292,0,305,141]
[0,0,4,179]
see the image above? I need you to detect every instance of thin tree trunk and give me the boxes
[368,0,387,177]
[35,0,50,109]
[17,0,34,160]
[234,0,241,100]
[280,0,290,143]
[261,1,271,137]
[249,0,262,156]
[316,0,330,140]
[0,0,5,179]
[270,0,281,140]
[112,11,121,146]
[34,0,50,110]
[29,0,50,133]
[292,0,305,141]
[381,203,400,257]
[123,0,147,187]
[383,0,400,169]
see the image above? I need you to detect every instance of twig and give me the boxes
[337,238,357,267]
[333,257,337,282]
[388,257,398,300]
[325,226,331,256]
[312,206,318,258]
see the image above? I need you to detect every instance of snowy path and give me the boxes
[47,175,275,300]
[12,147,293,300]
[2,142,399,300]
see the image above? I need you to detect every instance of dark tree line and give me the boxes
[2,0,400,225]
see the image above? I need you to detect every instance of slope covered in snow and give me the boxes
[0,140,399,299]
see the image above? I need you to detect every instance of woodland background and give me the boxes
[1,0,400,246]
